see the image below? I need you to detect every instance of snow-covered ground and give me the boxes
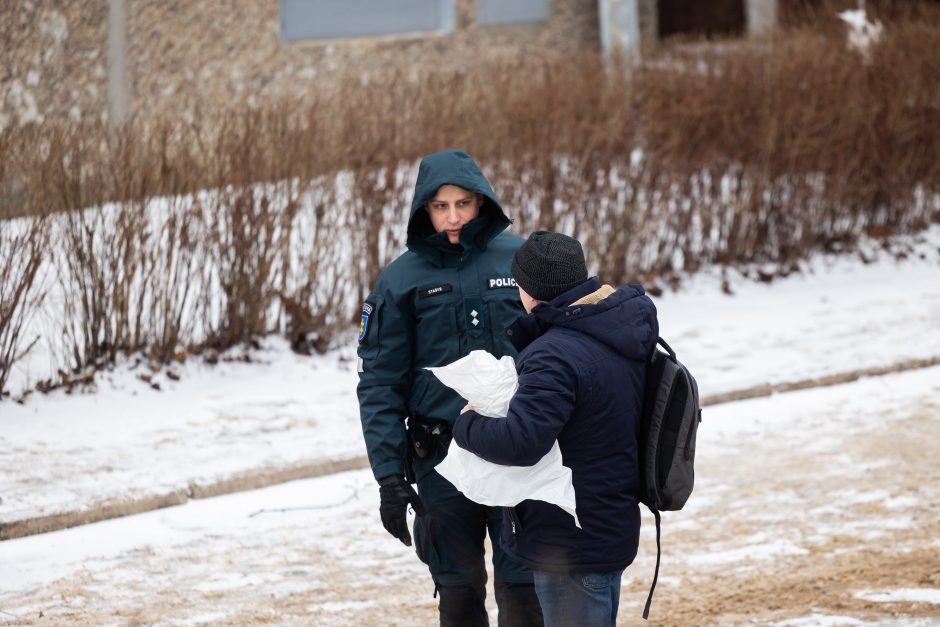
[0,227,939,625]
[0,344,364,529]
[3,227,939,531]
[1,364,938,625]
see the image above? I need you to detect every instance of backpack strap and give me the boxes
[643,508,662,620]
[656,337,677,362]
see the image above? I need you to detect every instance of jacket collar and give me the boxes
[506,278,601,352]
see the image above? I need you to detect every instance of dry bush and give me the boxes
[781,0,940,30]
[54,201,150,370]
[0,213,49,396]
[278,179,350,354]
[629,15,940,273]
[1,8,938,392]
[1,129,55,395]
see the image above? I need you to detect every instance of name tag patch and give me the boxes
[419,284,453,298]
[488,277,517,289]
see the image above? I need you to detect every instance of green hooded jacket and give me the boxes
[357,150,525,481]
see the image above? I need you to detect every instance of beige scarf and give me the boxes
[570,284,615,306]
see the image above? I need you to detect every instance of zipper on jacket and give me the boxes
[508,507,521,535]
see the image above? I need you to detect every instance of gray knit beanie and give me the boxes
[511,231,588,302]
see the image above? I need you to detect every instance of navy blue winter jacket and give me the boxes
[453,277,658,573]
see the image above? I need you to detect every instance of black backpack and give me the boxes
[639,337,702,619]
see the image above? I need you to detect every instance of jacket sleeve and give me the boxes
[453,345,576,466]
[357,277,413,481]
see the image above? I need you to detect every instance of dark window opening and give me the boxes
[657,0,747,39]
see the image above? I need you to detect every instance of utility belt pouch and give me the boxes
[408,418,452,459]
[409,419,433,459]
[431,421,453,453]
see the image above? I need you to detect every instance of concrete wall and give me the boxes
[0,0,600,130]
[746,0,778,37]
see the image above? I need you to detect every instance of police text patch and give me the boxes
[488,277,517,289]
[419,284,453,298]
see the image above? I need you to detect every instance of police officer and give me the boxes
[357,149,544,626]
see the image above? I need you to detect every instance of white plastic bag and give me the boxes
[429,350,580,527]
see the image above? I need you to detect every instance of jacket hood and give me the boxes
[407,149,511,265]
[510,278,658,361]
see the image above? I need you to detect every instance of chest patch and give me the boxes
[464,297,485,337]
[419,284,453,298]
[488,277,517,289]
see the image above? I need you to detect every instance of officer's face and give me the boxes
[427,185,482,245]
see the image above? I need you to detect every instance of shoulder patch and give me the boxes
[487,277,517,289]
[358,301,376,345]
[419,284,453,298]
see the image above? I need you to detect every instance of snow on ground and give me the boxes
[2,227,939,530]
[655,226,940,393]
[0,341,363,525]
[0,365,938,625]
[854,590,940,605]
[0,227,938,624]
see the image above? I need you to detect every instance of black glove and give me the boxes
[378,475,426,546]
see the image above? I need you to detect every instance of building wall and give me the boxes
[637,0,659,43]
[0,0,600,130]
[0,1,109,129]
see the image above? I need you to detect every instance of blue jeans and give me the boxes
[532,569,624,627]
[412,467,542,626]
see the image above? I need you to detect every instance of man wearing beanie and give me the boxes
[454,231,659,626]
[357,150,543,626]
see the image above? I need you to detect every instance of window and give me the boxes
[657,0,746,39]
[477,0,549,26]
[280,0,455,42]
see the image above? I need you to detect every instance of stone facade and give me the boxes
[1,0,601,129]
[1,1,108,129]
[1,0,787,130]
